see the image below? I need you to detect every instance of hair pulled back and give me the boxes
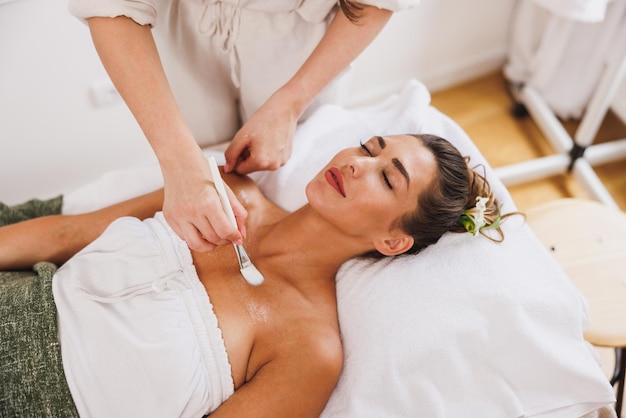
[363,133,507,259]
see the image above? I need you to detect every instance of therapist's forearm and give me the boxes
[87,16,200,173]
[280,4,393,116]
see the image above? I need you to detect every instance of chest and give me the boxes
[191,246,286,388]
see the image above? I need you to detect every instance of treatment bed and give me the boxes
[1,79,619,417]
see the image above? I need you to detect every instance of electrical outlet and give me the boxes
[90,78,120,107]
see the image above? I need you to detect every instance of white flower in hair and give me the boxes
[473,196,488,229]
[459,196,490,236]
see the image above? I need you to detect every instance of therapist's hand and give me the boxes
[161,150,248,252]
[224,89,299,175]
[224,3,393,175]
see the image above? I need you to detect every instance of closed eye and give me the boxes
[360,141,372,156]
[382,172,392,189]
[359,140,393,190]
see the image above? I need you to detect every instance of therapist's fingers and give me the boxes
[176,220,219,253]
[225,128,286,174]
[226,137,289,175]
[234,149,287,174]
[165,207,228,253]
[224,134,251,174]
[194,185,244,246]
[227,121,295,174]
[163,185,244,252]
[205,204,244,246]
[172,213,239,253]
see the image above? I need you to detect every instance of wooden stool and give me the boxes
[526,198,626,417]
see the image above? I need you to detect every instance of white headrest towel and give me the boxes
[63,80,616,417]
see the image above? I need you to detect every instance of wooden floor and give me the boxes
[430,72,626,213]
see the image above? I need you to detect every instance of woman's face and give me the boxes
[306,134,437,241]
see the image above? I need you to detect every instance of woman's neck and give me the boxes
[244,204,367,286]
[224,172,370,287]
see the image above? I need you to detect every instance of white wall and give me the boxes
[344,0,517,106]
[0,0,517,205]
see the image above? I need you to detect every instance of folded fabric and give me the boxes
[63,79,616,416]
[0,262,79,417]
[0,196,63,227]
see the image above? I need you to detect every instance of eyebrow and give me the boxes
[393,158,411,188]
[377,136,410,188]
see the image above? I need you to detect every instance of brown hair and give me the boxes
[362,134,512,259]
[339,0,364,23]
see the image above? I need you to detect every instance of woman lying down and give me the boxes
[0,134,509,417]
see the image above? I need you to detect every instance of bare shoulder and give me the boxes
[290,316,343,370]
[222,171,288,229]
[271,287,343,371]
[270,310,344,389]
[222,171,280,212]
[210,308,343,417]
[255,317,343,416]
[222,171,261,198]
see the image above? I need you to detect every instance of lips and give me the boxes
[324,167,345,197]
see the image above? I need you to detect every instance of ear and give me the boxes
[373,233,414,256]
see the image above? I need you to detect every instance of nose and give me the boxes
[347,155,374,178]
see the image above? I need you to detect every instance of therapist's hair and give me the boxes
[339,0,364,23]
[362,133,509,259]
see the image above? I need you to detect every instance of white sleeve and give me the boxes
[68,0,158,26]
[530,0,610,22]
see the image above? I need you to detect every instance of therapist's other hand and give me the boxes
[161,155,247,253]
[224,89,300,175]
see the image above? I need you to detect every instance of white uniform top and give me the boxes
[68,0,419,147]
[52,213,234,418]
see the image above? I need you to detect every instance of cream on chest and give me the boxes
[191,246,284,388]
